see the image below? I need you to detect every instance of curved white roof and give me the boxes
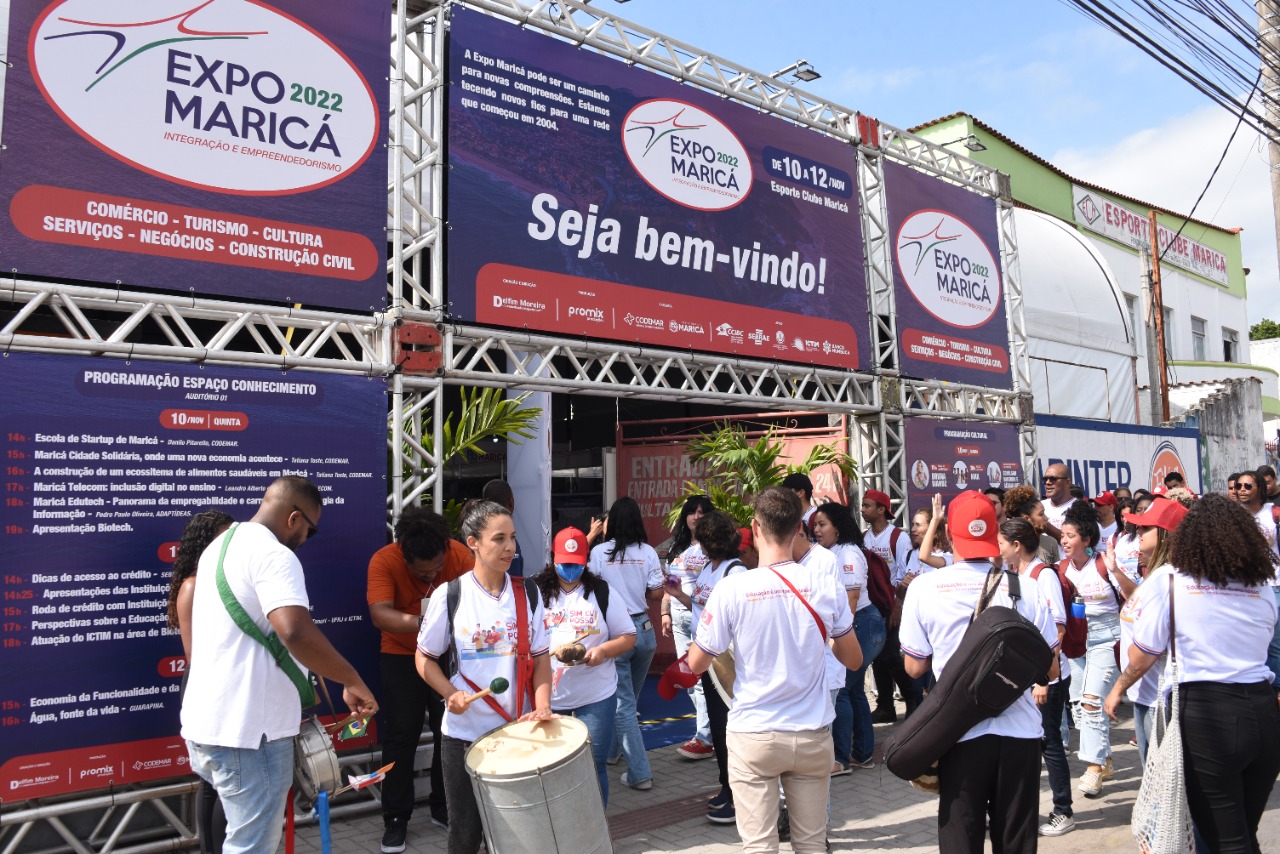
[1013,208,1137,423]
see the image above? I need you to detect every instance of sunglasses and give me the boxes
[1042,476,1065,483]
[1234,483,1257,491]
[292,505,320,539]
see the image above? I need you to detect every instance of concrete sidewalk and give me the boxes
[294,703,1280,852]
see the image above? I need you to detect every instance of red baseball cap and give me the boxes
[947,490,1000,560]
[553,527,588,565]
[1125,496,1187,532]
[863,490,892,511]
[1094,491,1118,507]
[738,527,754,550]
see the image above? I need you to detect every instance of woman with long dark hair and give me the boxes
[586,496,664,788]
[1108,494,1280,854]
[534,528,636,805]
[1003,485,1059,565]
[660,494,715,762]
[810,501,883,774]
[166,510,234,854]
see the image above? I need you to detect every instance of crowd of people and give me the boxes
[167,463,1280,854]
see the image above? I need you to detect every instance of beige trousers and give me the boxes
[726,727,832,854]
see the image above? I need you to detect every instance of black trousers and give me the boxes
[440,736,483,854]
[700,671,730,791]
[380,653,446,822]
[872,624,920,712]
[937,734,1040,854]
[1181,680,1280,854]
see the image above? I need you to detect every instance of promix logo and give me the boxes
[895,210,1000,329]
[623,312,664,330]
[567,305,605,323]
[29,0,380,194]
[621,99,752,212]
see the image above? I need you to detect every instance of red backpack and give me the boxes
[1031,561,1087,659]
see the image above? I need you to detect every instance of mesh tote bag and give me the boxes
[1130,574,1194,854]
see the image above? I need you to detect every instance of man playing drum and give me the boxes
[673,486,862,853]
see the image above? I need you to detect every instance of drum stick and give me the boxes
[465,676,510,704]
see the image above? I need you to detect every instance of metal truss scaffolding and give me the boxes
[0,0,1032,844]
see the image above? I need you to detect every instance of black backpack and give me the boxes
[883,566,1054,782]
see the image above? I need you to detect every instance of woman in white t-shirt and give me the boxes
[415,500,552,854]
[1059,500,1126,798]
[660,495,713,761]
[535,527,637,805]
[1003,484,1061,565]
[587,496,666,786]
[663,509,746,824]
[999,517,1074,835]
[811,501,884,773]
[1104,496,1183,764]
[1106,494,1280,854]
[1109,498,1146,585]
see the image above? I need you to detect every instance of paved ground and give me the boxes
[293,698,1280,852]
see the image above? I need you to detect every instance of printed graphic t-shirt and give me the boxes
[543,583,635,709]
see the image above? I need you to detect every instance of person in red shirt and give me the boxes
[367,506,473,853]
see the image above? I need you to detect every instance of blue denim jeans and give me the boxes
[187,736,293,854]
[832,608,887,766]
[612,614,656,782]
[671,605,711,743]
[1068,611,1120,766]
[1134,702,1155,766]
[556,695,617,805]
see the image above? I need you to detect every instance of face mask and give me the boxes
[555,563,585,584]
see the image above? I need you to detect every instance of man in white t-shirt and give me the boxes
[182,477,377,854]
[1041,463,1075,543]
[861,489,913,723]
[680,487,860,853]
[1094,492,1119,551]
[899,491,1059,853]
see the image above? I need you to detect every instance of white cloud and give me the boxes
[1053,104,1279,325]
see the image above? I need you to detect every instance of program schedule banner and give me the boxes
[886,162,1011,389]
[446,8,868,370]
[0,0,389,310]
[903,418,1024,516]
[0,353,385,800]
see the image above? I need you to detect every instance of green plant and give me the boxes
[662,420,857,528]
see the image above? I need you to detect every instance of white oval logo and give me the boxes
[563,538,579,553]
[967,519,987,537]
[895,211,1000,328]
[30,0,380,195]
[622,99,752,211]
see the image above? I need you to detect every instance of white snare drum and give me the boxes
[293,716,340,806]
[466,717,612,853]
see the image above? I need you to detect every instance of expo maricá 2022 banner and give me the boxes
[1,0,389,311]
[445,7,870,371]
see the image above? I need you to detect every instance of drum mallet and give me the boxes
[465,677,509,705]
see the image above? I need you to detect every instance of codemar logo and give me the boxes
[1148,441,1186,492]
[28,0,380,195]
[622,99,752,211]
[895,210,1000,328]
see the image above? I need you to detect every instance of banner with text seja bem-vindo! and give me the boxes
[885,160,1012,389]
[0,0,388,311]
[0,353,385,799]
[445,7,870,371]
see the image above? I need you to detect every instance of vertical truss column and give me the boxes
[857,143,898,374]
[389,1,447,313]
[388,378,444,519]
[854,378,907,524]
[998,192,1038,477]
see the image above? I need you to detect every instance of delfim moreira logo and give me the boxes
[895,210,1001,328]
[621,99,752,211]
[29,0,380,195]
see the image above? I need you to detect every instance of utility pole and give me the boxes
[1260,2,1280,258]
[1148,212,1170,424]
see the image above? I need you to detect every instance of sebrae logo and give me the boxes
[895,210,1000,329]
[1148,441,1186,492]
[29,0,380,195]
[621,99,751,211]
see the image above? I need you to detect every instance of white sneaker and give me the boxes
[1078,765,1104,796]
[1039,812,1076,837]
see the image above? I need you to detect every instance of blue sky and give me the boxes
[597,0,1279,322]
